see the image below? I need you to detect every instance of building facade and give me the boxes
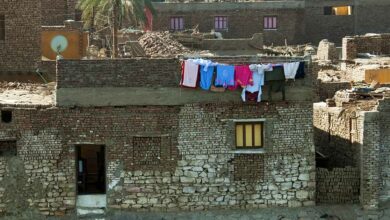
[0,56,316,216]
[152,0,390,45]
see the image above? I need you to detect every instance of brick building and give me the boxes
[314,92,390,209]
[41,0,78,26]
[0,0,41,74]
[0,56,316,216]
[152,0,390,45]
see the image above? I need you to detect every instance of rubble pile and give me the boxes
[0,82,55,105]
[262,44,314,56]
[138,31,191,56]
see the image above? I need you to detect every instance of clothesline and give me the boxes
[180,58,306,103]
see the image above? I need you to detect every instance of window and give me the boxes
[263,16,277,30]
[170,17,184,31]
[214,16,228,31]
[235,122,263,148]
[0,141,17,157]
[324,6,353,16]
[1,110,12,123]
[0,15,5,41]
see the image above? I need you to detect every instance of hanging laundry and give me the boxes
[295,62,305,79]
[265,66,286,101]
[283,62,300,79]
[215,65,235,88]
[229,65,253,91]
[242,64,273,102]
[180,60,199,88]
[200,65,215,90]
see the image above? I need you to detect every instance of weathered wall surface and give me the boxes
[56,59,181,88]
[0,0,41,73]
[376,98,390,207]
[304,0,355,45]
[0,102,315,215]
[316,167,360,204]
[342,34,390,60]
[153,2,306,45]
[313,103,361,168]
[41,0,77,26]
[317,82,351,101]
[55,57,313,106]
[42,21,88,60]
[153,0,390,46]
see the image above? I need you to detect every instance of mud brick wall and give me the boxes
[0,101,315,215]
[232,154,264,182]
[313,104,361,168]
[316,167,360,204]
[378,98,390,205]
[153,2,306,45]
[317,81,351,101]
[342,34,390,60]
[56,59,181,88]
[41,0,76,26]
[0,0,41,73]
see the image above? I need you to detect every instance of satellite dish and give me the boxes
[51,35,68,53]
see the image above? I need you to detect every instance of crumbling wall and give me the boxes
[0,101,315,215]
[316,167,360,204]
[317,40,338,61]
[0,0,41,73]
[317,82,351,101]
[313,104,361,168]
[342,34,390,60]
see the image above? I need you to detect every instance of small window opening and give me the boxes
[0,15,4,41]
[0,141,17,156]
[324,6,353,16]
[1,110,12,123]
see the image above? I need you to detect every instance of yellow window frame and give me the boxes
[235,122,263,149]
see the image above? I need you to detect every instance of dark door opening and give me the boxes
[76,145,106,195]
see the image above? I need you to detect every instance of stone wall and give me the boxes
[342,34,390,60]
[0,0,41,73]
[316,167,360,204]
[0,102,315,215]
[313,104,361,168]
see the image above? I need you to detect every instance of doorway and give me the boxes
[76,145,106,195]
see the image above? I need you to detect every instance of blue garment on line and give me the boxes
[215,65,235,88]
[200,65,215,90]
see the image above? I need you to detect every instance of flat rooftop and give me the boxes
[0,82,54,106]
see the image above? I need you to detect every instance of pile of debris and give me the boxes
[262,44,315,56]
[138,31,191,56]
[0,82,55,105]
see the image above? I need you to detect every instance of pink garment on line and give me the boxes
[228,65,253,91]
[180,60,199,88]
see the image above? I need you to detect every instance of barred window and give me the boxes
[214,16,228,31]
[263,16,277,30]
[235,122,263,148]
[170,16,184,31]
